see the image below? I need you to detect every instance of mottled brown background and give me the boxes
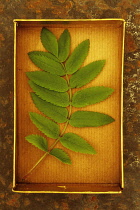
[0,0,140,209]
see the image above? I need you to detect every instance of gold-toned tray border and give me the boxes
[13,19,125,193]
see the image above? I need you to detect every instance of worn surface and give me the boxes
[0,0,140,209]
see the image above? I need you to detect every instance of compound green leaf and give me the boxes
[26,71,68,92]
[58,29,71,62]
[70,60,106,88]
[50,148,71,164]
[25,134,48,152]
[29,112,60,139]
[69,111,115,127]
[65,39,90,75]
[28,51,65,76]
[72,86,114,107]
[29,81,69,107]
[41,27,58,57]
[31,93,68,123]
[60,133,96,154]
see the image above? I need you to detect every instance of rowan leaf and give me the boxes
[58,29,71,62]
[31,93,68,123]
[41,27,58,57]
[72,86,114,107]
[29,81,69,107]
[69,111,115,127]
[26,28,116,168]
[70,60,106,88]
[29,112,60,139]
[60,133,96,154]
[65,39,90,75]
[26,71,68,92]
[50,148,72,164]
[28,51,65,76]
[25,134,48,152]
[29,51,59,62]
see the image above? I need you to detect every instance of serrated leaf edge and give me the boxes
[25,134,48,152]
[60,133,96,155]
[50,148,72,164]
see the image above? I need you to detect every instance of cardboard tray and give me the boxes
[13,19,125,194]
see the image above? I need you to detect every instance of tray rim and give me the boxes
[13,18,125,193]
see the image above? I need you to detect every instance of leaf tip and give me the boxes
[27,51,31,55]
[111,117,115,122]
[64,28,69,33]
[41,27,46,33]
[67,161,72,165]
[102,59,106,65]
[65,158,72,165]
[91,149,97,155]
[85,39,90,47]
[108,115,115,124]
[86,39,90,42]
[110,87,115,93]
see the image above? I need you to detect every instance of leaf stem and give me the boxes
[22,152,49,181]
[63,64,72,119]
[22,61,73,181]
[48,66,72,150]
